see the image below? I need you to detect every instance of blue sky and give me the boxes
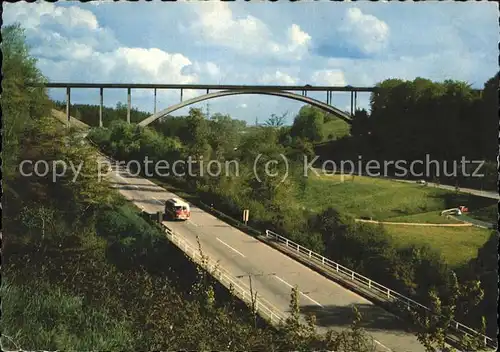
[4,0,498,125]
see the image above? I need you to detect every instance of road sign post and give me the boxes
[243,209,249,225]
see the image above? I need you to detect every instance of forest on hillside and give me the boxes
[318,76,498,190]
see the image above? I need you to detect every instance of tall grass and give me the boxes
[1,280,135,351]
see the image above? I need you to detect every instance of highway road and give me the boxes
[313,168,499,200]
[104,160,427,352]
[420,182,499,200]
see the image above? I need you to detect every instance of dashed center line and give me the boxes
[274,275,323,307]
[216,237,246,257]
[373,340,393,352]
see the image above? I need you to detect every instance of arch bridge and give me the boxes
[35,83,376,127]
[138,89,353,127]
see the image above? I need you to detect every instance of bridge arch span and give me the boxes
[138,89,352,127]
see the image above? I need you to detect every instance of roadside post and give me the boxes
[157,211,164,224]
[243,209,249,226]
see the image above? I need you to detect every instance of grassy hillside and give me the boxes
[297,174,497,221]
[383,225,491,267]
[322,116,351,141]
[295,173,495,266]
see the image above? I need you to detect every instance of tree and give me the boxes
[1,23,51,180]
[208,113,244,158]
[264,112,288,127]
[309,207,354,254]
[350,108,371,138]
[178,108,211,185]
[460,231,499,337]
[290,106,325,143]
[154,115,189,139]
[181,108,210,158]
[410,272,488,352]
[477,72,499,161]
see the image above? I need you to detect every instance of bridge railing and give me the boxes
[160,224,287,326]
[264,229,497,350]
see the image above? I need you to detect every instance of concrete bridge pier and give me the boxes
[154,88,157,114]
[350,91,353,115]
[99,87,103,127]
[66,87,71,127]
[326,90,334,105]
[349,91,358,116]
[354,91,357,112]
[127,88,131,123]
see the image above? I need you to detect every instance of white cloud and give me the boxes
[108,48,194,82]
[5,2,215,106]
[182,62,222,81]
[259,71,298,85]
[186,2,311,60]
[36,46,198,88]
[288,24,311,47]
[238,103,248,109]
[30,32,94,60]
[5,2,118,57]
[183,2,267,53]
[5,2,98,30]
[311,69,347,86]
[339,7,389,54]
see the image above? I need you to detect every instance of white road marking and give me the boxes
[274,275,324,307]
[188,220,199,227]
[374,339,392,352]
[216,237,246,258]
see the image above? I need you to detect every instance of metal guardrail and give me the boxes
[161,224,287,326]
[264,229,497,350]
[78,123,495,349]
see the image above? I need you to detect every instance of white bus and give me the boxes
[164,198,191,220]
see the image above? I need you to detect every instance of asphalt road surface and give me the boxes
[102,159,427,352]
